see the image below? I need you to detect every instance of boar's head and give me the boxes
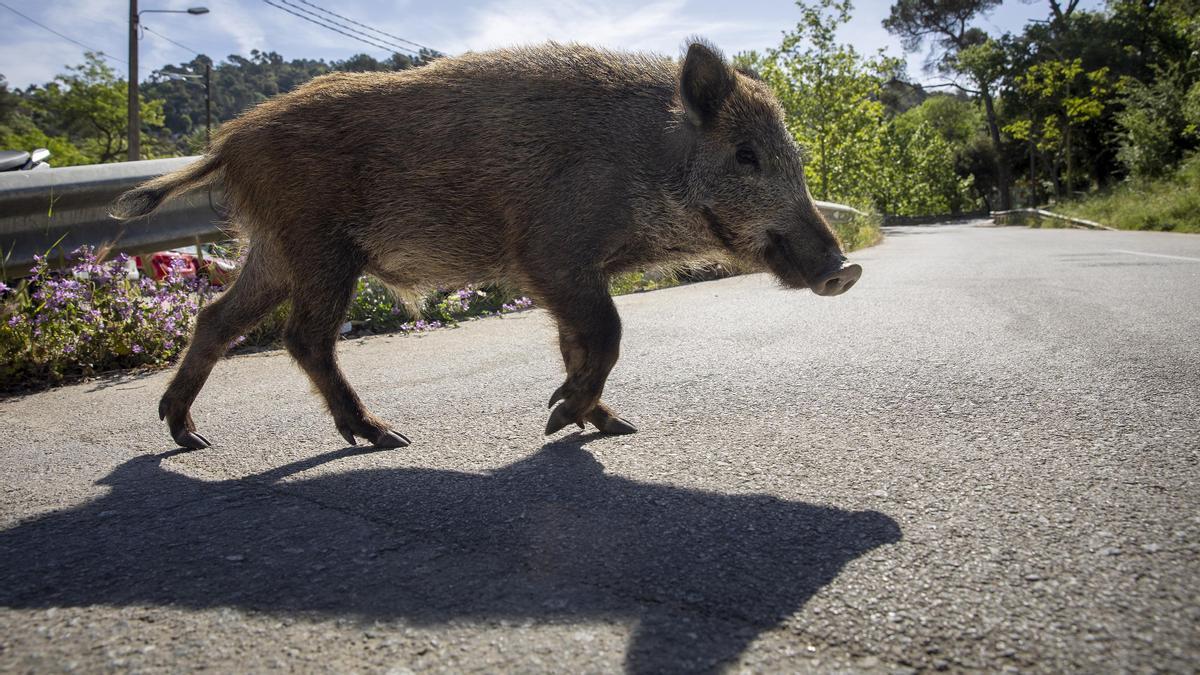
[677,41,862,297]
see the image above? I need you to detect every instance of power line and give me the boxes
[276,0,426,55]
[0,1,126,65]
[142,25,201,56]
[290,0,436,53]
[262,0,410,55]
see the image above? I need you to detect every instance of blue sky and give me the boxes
[1,0,1103,88]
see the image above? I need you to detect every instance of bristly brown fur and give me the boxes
[118,40,848,449]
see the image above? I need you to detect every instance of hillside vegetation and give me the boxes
[1055,154,1200,233]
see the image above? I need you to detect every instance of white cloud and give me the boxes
[451,0,748,56]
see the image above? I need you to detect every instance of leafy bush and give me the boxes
[0,249,536,391]
[1,248,213,390]
[609,271,683,295]
[1055,153,1200,232]
[240,278,535,349]
[832,212,884,251]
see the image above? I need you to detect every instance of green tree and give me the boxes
[756,0,900,205]
[884,0,1013,210]
[0,75,18,126]
[889,103,977,213]
[26,53,165,164]
[750,0,974,215]
[1009,59,1111,194]
[0,72,90,165]
[145,48,442,154]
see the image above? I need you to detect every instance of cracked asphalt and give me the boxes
[1,220,1197,673]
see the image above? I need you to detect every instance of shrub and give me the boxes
[1055,153,1200,232]
[1,248,214,391]
[240,279,536,349]
[832,212,884,251]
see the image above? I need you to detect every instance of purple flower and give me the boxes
[131,344,143,354]
[0,281,9,294]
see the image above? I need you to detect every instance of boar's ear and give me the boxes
[680,40,734,127]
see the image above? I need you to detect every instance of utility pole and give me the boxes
[128,0,139,161]
[127,4,209,161]
[205,60,212,148]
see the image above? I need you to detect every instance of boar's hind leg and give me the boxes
[542,282,637,436]
[283,263,409,449]
[159,246,287,449]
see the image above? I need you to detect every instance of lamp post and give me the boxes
[164,59,213,148]
[128,3,209,161]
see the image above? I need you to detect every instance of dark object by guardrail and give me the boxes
[0,156,225,278]
[991,208,1114,231]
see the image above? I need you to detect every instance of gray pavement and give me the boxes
[1,220,1198,673]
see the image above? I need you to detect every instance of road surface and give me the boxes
[1,221,1197,672]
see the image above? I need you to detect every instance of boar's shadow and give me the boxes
[0,438,900,672]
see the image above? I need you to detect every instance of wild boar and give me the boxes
[112,40,863,451]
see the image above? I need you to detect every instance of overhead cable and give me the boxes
[291,0,437,53]
[262,0,412,54]
[142,25,201,56]
[0,1,126,64]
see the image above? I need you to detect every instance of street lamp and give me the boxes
[128,3,209,161]
[162,61,213,148]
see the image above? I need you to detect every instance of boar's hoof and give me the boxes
[548,383,568,409]
[545,403,586,435]
[590,412,638,435]
[546,402,639,436]
[372,429,411,449]
[173,429,212,450]
[339,426,410,448]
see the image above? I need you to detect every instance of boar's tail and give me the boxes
[109,153,223,220]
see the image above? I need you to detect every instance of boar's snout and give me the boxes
[763,230,862,296]
[810,262,862,297]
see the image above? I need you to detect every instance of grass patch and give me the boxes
[833,212,884,251]
[1054,154,1200,233]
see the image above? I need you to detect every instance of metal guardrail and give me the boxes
[991,208,1114,231]
[0,157,226,277]
[813,200,863,223]
[0,156,865,278]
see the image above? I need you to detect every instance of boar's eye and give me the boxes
[735,143,759,170]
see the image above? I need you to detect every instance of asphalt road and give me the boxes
[1,221,1198,673]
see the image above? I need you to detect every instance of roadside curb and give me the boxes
[991,209,1116,231]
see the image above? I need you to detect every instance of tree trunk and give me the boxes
[1029,140,1037,207]
[819,135,828,201]
[1065,122,1073,199]
[980,90,1012,210]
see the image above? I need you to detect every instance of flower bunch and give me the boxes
[1,247,214,390]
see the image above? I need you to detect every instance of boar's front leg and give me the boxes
[542,280,637,436]
[283,262,409,449]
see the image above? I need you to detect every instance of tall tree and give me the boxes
[756,0,900,205]
[884,0,1013,209]
[20,53,164,164]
